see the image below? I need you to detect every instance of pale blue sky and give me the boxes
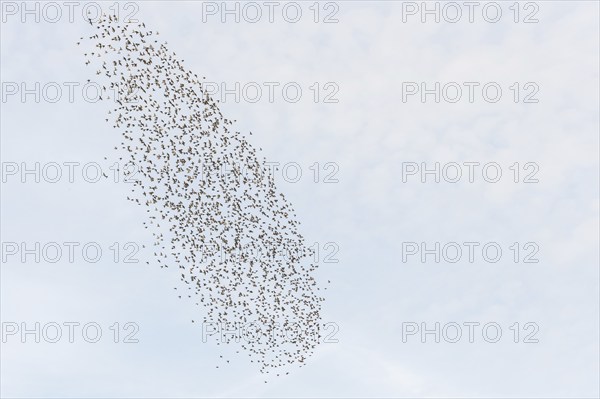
[1,1,599,397]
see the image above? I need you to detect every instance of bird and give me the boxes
[79,13,327,376]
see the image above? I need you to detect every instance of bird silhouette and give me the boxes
[79,13,326,375]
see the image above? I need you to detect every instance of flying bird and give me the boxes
[80,13,326,375]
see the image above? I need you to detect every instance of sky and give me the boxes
[1,1,599,398]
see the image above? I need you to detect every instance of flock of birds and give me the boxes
[78,14,325,375]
